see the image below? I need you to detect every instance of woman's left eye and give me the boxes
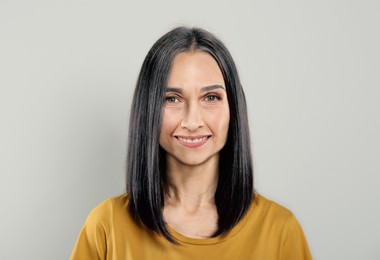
[204,95,221,102]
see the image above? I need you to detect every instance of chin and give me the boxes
[180,159,207,167]
[174,154,219,167]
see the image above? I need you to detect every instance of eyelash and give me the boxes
[204,94,221,102]
[164,93,222,103]
[165,96,180,103]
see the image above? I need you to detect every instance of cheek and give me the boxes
[206,108,230,135]
[160,111,179,138]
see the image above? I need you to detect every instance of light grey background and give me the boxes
[1,1,379,259]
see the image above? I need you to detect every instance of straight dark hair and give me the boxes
[126,26,254,243]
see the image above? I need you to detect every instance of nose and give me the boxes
[181,102,204,131]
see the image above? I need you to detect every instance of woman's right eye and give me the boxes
[165,96,179,103]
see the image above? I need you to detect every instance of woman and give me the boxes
[71,26,312,259]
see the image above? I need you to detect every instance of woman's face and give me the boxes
[159,51,230,167]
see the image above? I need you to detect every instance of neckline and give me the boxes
[167,194,260,245]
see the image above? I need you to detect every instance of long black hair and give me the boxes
[126,26,254,243]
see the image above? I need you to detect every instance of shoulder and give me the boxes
[250,194,301,235]
[71,194,131,259]
[254,193,293,219]
[83,193,129,229]
[251,194,312,258]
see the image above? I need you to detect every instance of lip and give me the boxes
[174,135,211,148]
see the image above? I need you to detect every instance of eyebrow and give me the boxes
[200,85,225,92]
[166,87,183,93]
[165,85,225,93]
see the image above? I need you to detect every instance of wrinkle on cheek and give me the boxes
[162,113,181,136]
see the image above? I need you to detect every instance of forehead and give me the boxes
[167,51,225,88]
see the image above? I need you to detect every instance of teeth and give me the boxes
[178,137,207,143]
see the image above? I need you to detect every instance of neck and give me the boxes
[164,155,219,210]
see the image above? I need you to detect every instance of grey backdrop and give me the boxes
[1,1,379,259]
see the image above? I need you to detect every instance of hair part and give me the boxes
[126,26,254,243]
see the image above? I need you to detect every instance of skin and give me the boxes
[160,50,230,238]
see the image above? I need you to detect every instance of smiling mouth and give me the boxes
[177,136,208,143]
[174,135,211,147]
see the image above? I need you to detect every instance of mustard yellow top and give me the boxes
[71,194,312,259]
